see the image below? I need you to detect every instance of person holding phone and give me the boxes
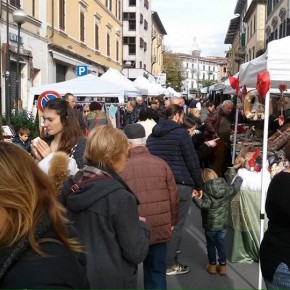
[31,98,86,172]
[182,116,217,168]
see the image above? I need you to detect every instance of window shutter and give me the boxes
[10,0,21,8]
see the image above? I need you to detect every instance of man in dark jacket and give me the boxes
[204,100,234,177]
[64,92,86,132]
[146,104,203,276]
[121,123,179,289]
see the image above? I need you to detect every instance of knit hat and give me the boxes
[123,124,145,139]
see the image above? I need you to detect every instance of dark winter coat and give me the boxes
[12,135,31,152]
[0,216,89,289]
[61,164,149,289]
[121,146,179,245]
[146,119,203,189]
[204,108,232,141]
[193,176,243,231]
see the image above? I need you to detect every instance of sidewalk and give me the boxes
[138,203,265,289]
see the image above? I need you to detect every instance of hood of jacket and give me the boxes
[204,178,229,199]
[151,119,182,137]
[62,165,133,213]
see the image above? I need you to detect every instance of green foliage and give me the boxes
[163,51,185,91]
[3,110,39,138]
[199,79,217,88]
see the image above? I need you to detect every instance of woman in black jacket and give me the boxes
[61,125,149,289]
[0,142,89,289]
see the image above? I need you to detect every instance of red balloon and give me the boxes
[279,83,287,93]
[256,71,270,97]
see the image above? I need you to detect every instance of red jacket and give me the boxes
[121,146,179,245]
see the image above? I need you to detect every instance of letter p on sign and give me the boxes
[76,65,88,77]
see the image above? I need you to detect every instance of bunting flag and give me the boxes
[229,75,239,95]
[256,71,270,97]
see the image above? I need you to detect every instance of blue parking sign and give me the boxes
[76,65,88,76]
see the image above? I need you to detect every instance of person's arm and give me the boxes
[165,163,179,227]
[180,132,203,189]
[204,112,219,137]
[192,193,212,209]
[113,193,149,264]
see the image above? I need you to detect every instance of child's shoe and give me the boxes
[206,263,217,274]
[217,264,227,276]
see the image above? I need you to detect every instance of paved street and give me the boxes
[138,202,265,289]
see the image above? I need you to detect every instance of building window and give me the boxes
[80,11,85,42]
[140,38,144,48]
[116,40,119,61]
[144,0,149,9]
[106,0,112,11]
[129,44,136,55]
[95,23,99,50]
[140,13,143,24]
[129,20,136,30]
[10,0,20,8]
[107,32,111,56]
[144,19,148,30]
[116,0,121,20]
[123,36,136,45]
[252,46,255,59]
[56,63,67,83]
[140,61,142,68]
[144,64,146,70]
[59,0,65,31]
[129,0,136,6]
[144,42,147,51]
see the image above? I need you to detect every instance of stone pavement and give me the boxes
[138,202,265,289]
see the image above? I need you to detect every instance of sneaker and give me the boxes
[166,263,190,275]
[206,263,217,274]
[217,264,227,276]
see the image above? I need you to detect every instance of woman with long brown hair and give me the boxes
[31,98,86,169]
[0,142,89,288]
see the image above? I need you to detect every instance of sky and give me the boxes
[151,0,237,57]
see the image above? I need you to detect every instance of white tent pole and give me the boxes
[232,106,239,164]
[258,91,270,289]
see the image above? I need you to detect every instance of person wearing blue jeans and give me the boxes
[205,230,226,266]
[143,243,167,289]
[193,168,243,275]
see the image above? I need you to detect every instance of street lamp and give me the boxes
[12,8,27,112]
[124,60,132,79]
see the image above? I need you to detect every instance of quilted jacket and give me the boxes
[121,146,179,245]
[146,119,203,189]
[192,176,243,231]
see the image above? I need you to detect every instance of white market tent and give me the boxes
[234,36,290,289]
[28,74,124,111]
[100,68,141,97]
[166,86,181,97]
[133,76,162,96]
[239,36,290,90]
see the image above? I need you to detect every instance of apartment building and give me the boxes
[151,11,166,78]
[122,0,154,81]
[224,0,288,75]
[0,0,123,111]
[177,52,224,95]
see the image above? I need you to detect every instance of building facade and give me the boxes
[177,52,224,95]
[0,0,123,112]
[151,11,166,79]
[122,0,154,81]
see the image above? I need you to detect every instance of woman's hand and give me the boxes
[192,189,203,199]
[31,139,52,160]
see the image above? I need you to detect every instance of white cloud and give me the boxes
[152,0,237,57]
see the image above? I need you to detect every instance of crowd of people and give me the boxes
[0,92,289,289]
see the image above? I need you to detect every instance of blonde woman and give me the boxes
[61,125,149,289]
[192,168,242,276]
[0,142,89,288]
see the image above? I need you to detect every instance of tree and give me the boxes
[163,51,185,91]
[199,79,217,88]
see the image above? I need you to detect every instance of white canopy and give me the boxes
[166,86,181,97]
[239,36,290,90]
[100,68,140,96]
[223,72,239,94]
[28,74,124,111]
[133,76,162,96]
